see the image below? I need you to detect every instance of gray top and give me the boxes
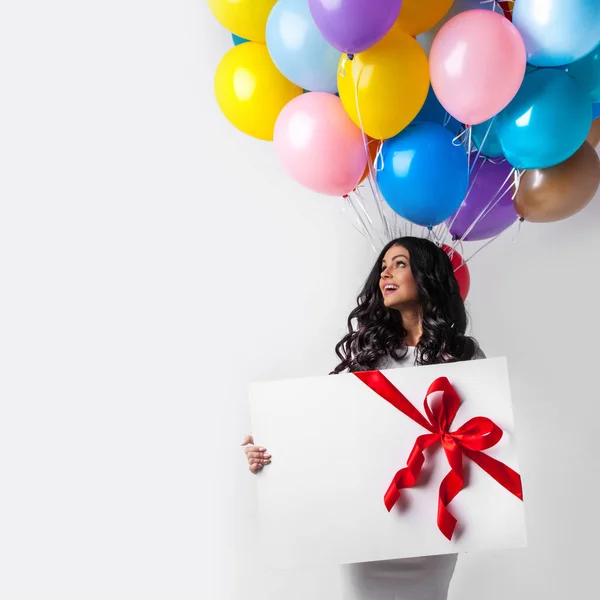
[377,344,486,370]
[339,345,486,600]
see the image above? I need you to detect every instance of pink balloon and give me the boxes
[274,92,367,196]
[430,9,526,125]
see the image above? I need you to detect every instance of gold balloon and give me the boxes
[515,141,600,223]
[337,29,429,140]
[207,0,277,43]
[214,43,302,141]
[587,118,600,147]
[395,0,454,36]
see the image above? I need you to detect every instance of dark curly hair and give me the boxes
[332,236,481,374]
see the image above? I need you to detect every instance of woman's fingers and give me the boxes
[249,462,263,474]
[248,456,271,466]
[246,451,271,460]
[244,445,267,455]
[242,435,271,473]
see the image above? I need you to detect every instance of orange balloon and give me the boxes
[357,139,382,186]
[395,0,454,36]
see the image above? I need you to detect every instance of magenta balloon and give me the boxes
[449,158,518,241]
[308,0,402,55]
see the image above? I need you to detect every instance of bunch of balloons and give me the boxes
[209,0,600,247]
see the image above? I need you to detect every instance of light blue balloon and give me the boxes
[377,123,469,228]
[266,0,341,93]
[563,42,600,102]
[497,69,592,169]
[513,0,600,67]
[232,34,248,46]
[471,118,504,159]
[594,102,600,120]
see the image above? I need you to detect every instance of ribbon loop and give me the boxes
[354,370,523,540]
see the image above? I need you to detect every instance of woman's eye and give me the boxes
[395,261,406,268]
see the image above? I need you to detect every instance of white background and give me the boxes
[0,2,598,598]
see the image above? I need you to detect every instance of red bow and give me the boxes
[354,371,523,540]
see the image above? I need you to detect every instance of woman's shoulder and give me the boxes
[472,346,486,360]
[460,337,485,361]
[470,341,486,360]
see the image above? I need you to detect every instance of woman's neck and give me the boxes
[399,307,422,347]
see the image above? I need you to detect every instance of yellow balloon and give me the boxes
[338,29,429,141]
[207,0,277,43]
[214,42,302,141]
[396,0,454,36]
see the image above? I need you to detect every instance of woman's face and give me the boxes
[379,244,420,310]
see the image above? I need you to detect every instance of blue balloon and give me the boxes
[471,118,504,159]
[593,102,600,120]
[413,85,463,135]
[497,69,592,169]
[563,42,600,103]
[377,123,469,228]
[266,0,341,93]
[513,0,600,67]
[232,34,248,46]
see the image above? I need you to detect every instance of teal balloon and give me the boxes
[232,34,248,46]
[513,0,600,67]
[266,0,341,93]
[471,118,504,159]
[376,123,469,228]
[497,69,592,169]
[563,42,600,102]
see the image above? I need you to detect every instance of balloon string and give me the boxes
[466,125,473,174]
[375,143,384,171]
[463,211,521,267]
[463,230,504,265]
[351,57,393,243]
[446,156,486,237]
[512,218,524,242]
[452,167,517,248]
[452,128,469,147]
[352,186,374,227]
[345,191,376,250]
[339,55,349,78]
[448,115,497,236]
[469,116,496,176]
[457,168,516,246]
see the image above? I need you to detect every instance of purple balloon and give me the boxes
[449,158,518,241]
[308,0,402,55]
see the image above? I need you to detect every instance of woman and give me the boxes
[242,236,485,600]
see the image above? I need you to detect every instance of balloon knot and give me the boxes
[347,53,354,61]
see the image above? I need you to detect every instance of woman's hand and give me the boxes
[241,434,272,474]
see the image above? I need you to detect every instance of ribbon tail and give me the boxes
[384,433,438,512]
[438,470,462,540]
[463,448,524,501]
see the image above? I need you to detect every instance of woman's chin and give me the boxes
[383,296,401,310]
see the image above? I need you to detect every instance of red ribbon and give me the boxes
[354,371,523,541]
